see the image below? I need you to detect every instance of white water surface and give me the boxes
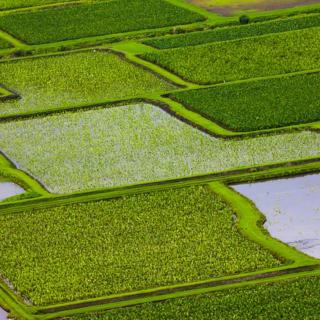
[232,174,320,258]
[0,182,25,201]
[0,307,7,320]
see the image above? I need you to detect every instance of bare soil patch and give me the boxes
[189,0,320,16]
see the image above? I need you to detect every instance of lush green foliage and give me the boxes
[142,27,320,84]
[0,104,319,194]
[0,0,86,10]
[172,72,320,131]
[70,276,320,319]
[0,0,80,10]
[144,13,320,49]
[0,185,281,305]
[0,51,175,116]
[0,0,205,44]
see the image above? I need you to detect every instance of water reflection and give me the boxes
[0,307,7,320]
[0,182,25,201]
[232,174,320,258]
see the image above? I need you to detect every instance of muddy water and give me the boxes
[0,182,25,201]
[0,307,7,320]
[232,174,320,258]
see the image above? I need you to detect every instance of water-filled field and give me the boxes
[233,174,320,257]
[0,181,24,201]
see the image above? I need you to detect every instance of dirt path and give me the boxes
[189,0,320,16]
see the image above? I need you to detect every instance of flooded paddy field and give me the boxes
[0,181,25,201]
[232,174,320,258]
[0,307,7,320]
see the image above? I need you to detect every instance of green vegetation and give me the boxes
[171,72,320,131]
[142,27,320,84]
[0,0,205,45]
[0,185,281,305]
[69,275,320,319]
[1,0,320,317]
[0,37,10,49]
[144,13,320,49]
[0,50,176,117]
[0,104,319,194]
[0,0,80,10]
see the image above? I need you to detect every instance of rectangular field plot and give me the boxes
[0,185,281,305]
[69,275,320,319]
[233,174,320,258]
[0,0,205,44]
[0,103,319,194]
[0,50,176,117]
[0,0,81,10]
[171,72,320,131]
[142,27,320,84]
[144,13,320,49]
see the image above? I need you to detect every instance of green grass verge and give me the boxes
[0,103,319,194]
[0,36,10,49]
[0,50,176,117]
[170,71,320,131]
[0,152,48,197]
[0,0,205,45]
[144,12,320,49]
[141,26,320,84]
[0,185,281,305]
[66,274,320,319]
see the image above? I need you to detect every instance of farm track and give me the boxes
[0,1,320,319]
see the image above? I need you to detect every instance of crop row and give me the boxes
[0,0,205,45]
[171,71,320,131]
[69,275,320,319]
[0,0,80,10]
[0,103,319,194]
[144,13,320,49]
[0,185,281,305]
[141,26,320,84]
[0,50,175,117]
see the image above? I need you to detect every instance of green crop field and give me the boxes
[142,26,320,84]
[0,186,281,305]
[1,0,320,319]
[0,50,176,117]
[171,72,320,131]
[0,103,319,193]
[144,13,320,49]
[0,0,80,10]
[0,0,205,44]
[69,275,320,319]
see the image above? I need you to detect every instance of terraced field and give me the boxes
[0,0,204,44]
[0,51,176,117]
[171,72,320,131]
[0,0,319,319]
[142,27,320,84]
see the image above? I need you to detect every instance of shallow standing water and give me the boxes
[232,174,320,258]
[0,182,25,201]
[0,307,7,320]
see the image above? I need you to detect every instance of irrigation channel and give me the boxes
[0,307,7,320]
[232,174,320,258]
[0,182,24,201]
